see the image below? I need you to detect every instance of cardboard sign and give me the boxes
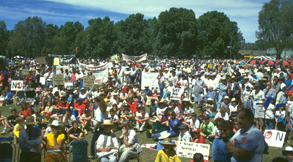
[11,80,24,91]
[35,56,46,64]
[53,75,64,85]
[176,141,209,160]
[20,69,29,76]
[255,103,264,118]
[146,97,156,106]
[53,58,59,65]
[83,76,95,87]
[264,130,286,148]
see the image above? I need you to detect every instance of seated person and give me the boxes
[155,131,176,152]
[176,124,192,144]
[127,96,138,114]
[13,117,24,144]
[214,107,229,121]
[1,109,19,135]
[54,97,69,115]
[16,90,26,106]
[209,118,224,141]
[229,98,238,116]
[120,107,133,122]
[149,99,158,117]
[62,109,76,128]
[191,153,209,162]
[41,100,54,116]
[200,115,215,141]
[109,109,120,130]
[0,111,4,126]
[282,146,293,162]
[68,120,84,142]
[96,119,119,162]
[50,109,63,122]
[135,107,149,131]
[167,110,180,137]
[156,100,167,121]
[80,109,92,135]
[191,128,206,144]
[182,112,200,131]
[180,98,194,121]
[197,86,216,109]
[118,120,141,162]
[205,98,215,118]
[155,138,180,162]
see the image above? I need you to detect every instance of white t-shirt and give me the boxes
[108,114,119,123]
[63,115,76,126]
[136,112,149,119]
[178,131,192,142]
[186,118,200,129]
[265,103,275,119]
[156,107,167,117]
[214,112,229,121]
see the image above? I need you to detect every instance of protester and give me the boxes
[155,138,181,162]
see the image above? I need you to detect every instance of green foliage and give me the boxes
[0,21,9,56]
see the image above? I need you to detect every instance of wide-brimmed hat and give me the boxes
[144,85,149,88]
[24,116,37,125]
[231,76,236,79]
[101,119,114,126]
[182,98,190,102]
[159,138,176,146]
[158,131,171,139]
[231,98,236,102]
[282,146,293,156]
[51,120,60,127]
[207,98,213,101]
[83,99,89,104]
[159,100,165,104]
[224,96,230,100]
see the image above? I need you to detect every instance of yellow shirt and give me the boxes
[46,132,65,148]
[13,123,23,138]
[44,106,54,112]
[155,150,181,162]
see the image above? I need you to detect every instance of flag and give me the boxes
[75,47,78,53]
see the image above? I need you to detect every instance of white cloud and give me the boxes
[45,0,269,42]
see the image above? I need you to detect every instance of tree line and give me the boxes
[1,1,291,59]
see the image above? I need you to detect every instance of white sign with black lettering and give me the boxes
[176,141,209,160]
[263,130,286,148]
[11,80,24,91]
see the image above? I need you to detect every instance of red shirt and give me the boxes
[74,103,85,111]
[0,74,4,85]
[79,106,92,115]
[127,101,138,114]
[192,135,206,144]
[21,108,32,119]
[152,93,159,97]
[56,102,69,109]
[122,87,128,93]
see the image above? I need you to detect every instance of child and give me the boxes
[233,120,240,133]
[41,100,54,116]
[155,138,180,162]
[68,120,84,142]
[197,110,204,126]
[205,98,215,118]
[182,112,200,130]
[177,124,192,143]
[242,86,251,109]
[120,107,133,122]
[50,109,62,122]
[135,107,150,131]
[80,109,92,135]
[264,97,275,130]
[13,117,24,144]
[229,98,238,116]
[275,104,289,144]
[149,99,158,117]
[109,109,119,131]
[191,128,206,144]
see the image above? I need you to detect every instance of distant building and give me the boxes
[266,48,293,59]
[238,50,267,59]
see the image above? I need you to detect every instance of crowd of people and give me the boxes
[0,57,293,162]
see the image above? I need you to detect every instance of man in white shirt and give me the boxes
[63,109,76,128]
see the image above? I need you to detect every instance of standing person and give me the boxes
[19,116,42,162]
[155,138,181,162]
[228,76,240,102]
[225,109,265,162]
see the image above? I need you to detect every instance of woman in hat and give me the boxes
[156,100,167,121]
[44,120,66,162]
[205,98,215,118]
[282,146,293,161]
[96,119,119,162]
[180,98,194,121]
[215,76,228,111]
[155,138,180,162]
[79,87,88,101]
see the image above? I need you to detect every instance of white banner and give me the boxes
[122,53,147,62]
[141,72,159,92]
[56,66,69,74]
[264,130,286,148]
[11,80,24,91]
[176,141,209,160]
[93,67,109,85]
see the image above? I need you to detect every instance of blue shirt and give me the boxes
[212,138,230,162]
[19,128,42,153]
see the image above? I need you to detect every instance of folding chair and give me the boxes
[0,137,16,162]
[70,139,88,162]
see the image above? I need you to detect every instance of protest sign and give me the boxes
[141,72,159,91]
[20,69,29,76]
[255,102,264,118]
[53,75,64,85]
[40,77,46,85]
[64,82,73,90]
[176,141,209,160]
[146,97,156,106]
[53,58,59,65]
[35,56,46,64]
[264,130,286,148]
[83,76,95,87]
[55,66,69,74]
[122,53,147,62]
[11,80,24,91]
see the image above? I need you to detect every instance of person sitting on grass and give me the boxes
[197,110,204,126]
[176,124,192,145]
[120,106,134,123]
[54,97,69,115]
[19,102,32,119]
[135,107,149,131]
[214,107,229,121]
[169,100,181,120]
[13,117,24,144]
[182,112,200,131]
[209,118,224,141]
[80,109,92,135]
[190,153,208,162]
[180,98,194,121]
[62,109,76,129]
[0,110,5,126]
[200,115,215,142]
[191,128,206,144]
[96,119,119,162]
[41,100,54,116]
[156,100,167,121]
[68,120,84,143]
[149,99,158,118]
[155,138,181,162]
[166,110,180,138]
[205,98,215,118]
[155,131,176,152]
[109,109,120,131]
[50,109,63,122]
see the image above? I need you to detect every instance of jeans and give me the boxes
[217,92,227,111]
[100,155,117,162]
[46,81,52,88]
[118,148,138,162]
[159,83,164,97]
[265,119,275,130]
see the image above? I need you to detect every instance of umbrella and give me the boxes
[262,60,275,66]
[248,60,262,65]
[276,60,289,66]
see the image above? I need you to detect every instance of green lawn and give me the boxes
[0,103,288,162]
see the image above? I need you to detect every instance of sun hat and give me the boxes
[101,119,114,126]
[178,124,188,129]
[283,146,293,156]
[231,76,236,79]
[224,96,230,100]
[231,98,236,102]
[51,120,60,127]
[159,138,176,146]
[159,100,165,104]
[145,85,149,88]
[207,98,213,101]
[158,131,171,140]
[24,116,37,125]
[182,98,190,102]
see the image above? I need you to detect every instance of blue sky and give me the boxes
[0,0,270,43]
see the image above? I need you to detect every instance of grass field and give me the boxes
[0,103,288,162]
